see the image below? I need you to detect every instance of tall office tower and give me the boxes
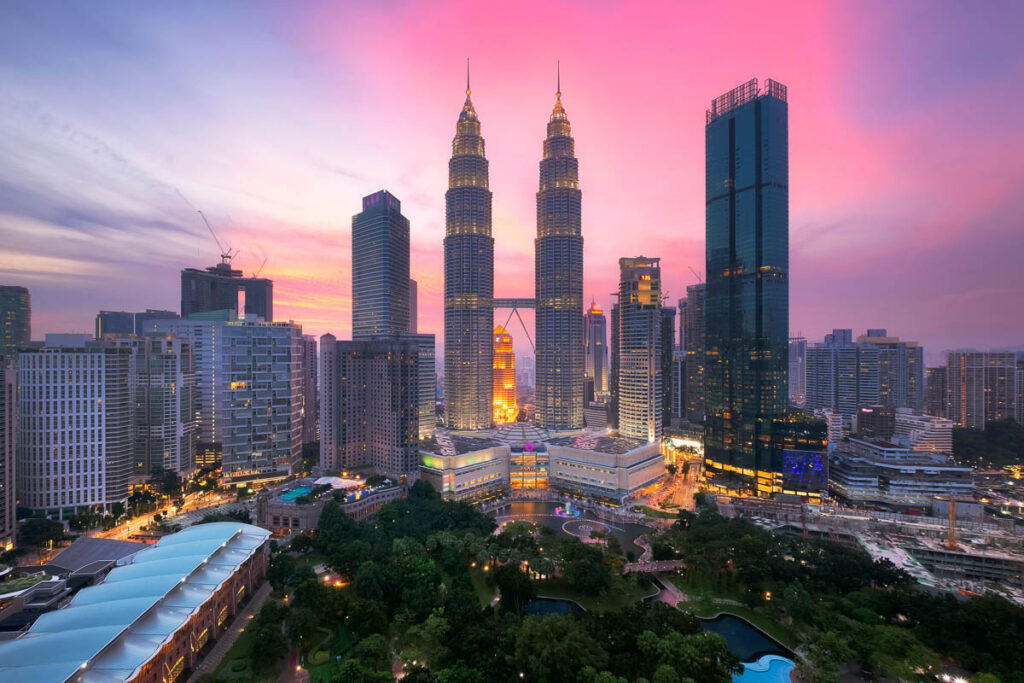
[609,302,620,429]
[615,257,664,442]
[181,261,273,321]
[111,336,197,477]
[352,190,411,337]
[857,329,924,413]
[660,307,676,427]
[1017,360,1024,426]
[409,279,418,334]
[403,333,437,440]
[671,347,686,420]
[444,68,494,430]
[946,351,1017,428]
[17,340,132,515]
[0,363,14,551]
[682,283,706,422]
[154,315,303,483]
[704,79,789,495]
[583,301,609,400]
[493,325,518,423]
[788,337,807,407]
[924,366,948,418]
[535,70,584,431]
[806,330,880,423]
[134,309,179,335]
[319,336,420,479]
[0,286,30,357]
[301,335,318,444]
[96,311,135,338]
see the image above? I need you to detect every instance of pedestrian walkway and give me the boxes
[186,582,272,682]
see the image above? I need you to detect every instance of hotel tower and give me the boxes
[535,66,584,430]
[444,64,494,430]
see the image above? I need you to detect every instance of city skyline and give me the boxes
[2,2,1023,361]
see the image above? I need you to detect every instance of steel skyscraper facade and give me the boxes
[0,286,30,358]
[704,79,789,496]
[493,325,517,424]
[584,301,609,400]
[352,190,411,338]
[535,71,584,430]
[614,257,664,442]
[444,69,494,430]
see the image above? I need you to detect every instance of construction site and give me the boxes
[716,495,1024,606]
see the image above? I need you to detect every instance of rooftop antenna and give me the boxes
[466,57,470,96]
[198,210,237,264]
[557,59,561,99]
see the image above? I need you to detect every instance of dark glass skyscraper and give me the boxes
[444,69,494,430]
[0,286,30,357]
[704,79,789,496]
[584,301,609,401]
[352,190,410,338]
[535,71,584,430]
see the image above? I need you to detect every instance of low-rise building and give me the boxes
[893,409,953,454]
[255,477,405,534]
[419,431,510,501]
[829,437,973,509]
[547,432,663,504]
[0,522,270,683]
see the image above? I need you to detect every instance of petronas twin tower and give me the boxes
[444,64,584,431]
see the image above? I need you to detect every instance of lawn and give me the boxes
[535,577,658,612]
[306,623,357,682]
[635,505,679,520]
[669,577,799,650]
[212,619,278,682]
[468,567,497,607]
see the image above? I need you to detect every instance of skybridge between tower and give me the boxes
[493,297,536,352]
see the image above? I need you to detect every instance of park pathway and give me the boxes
[186,582,272,683]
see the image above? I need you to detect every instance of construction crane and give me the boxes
[253,256,268,278]
[197,210,237,264]
[947,498,958,550]
[688,266,703,283]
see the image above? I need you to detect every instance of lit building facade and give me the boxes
[301,334,318,444]
[181,261,272,321]
[788,336,807,407]
[583,301,609,400]
[111,336,197,477]
[615,257,664,442]
[0,363,14,550]
[154,316,303,485]
[95,311,135,338]
[704,79,790,497]
[806,329,880,425]
[352,190,411,338]
[17,340,132,515]
[493,325,518,423]
[857,329,925,414]
[682,283,706,422]
[945,351,1016,429]
[893,409,953,454]
[924,366,948,418]
[320,335,421,480]
[0,286,30,358]
[444,71,494,431]
[535,74,584,431]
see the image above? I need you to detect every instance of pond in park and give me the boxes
[489,501,651,556]
[524,596,583,615]
[699,613,793,662]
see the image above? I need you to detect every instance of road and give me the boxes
[94,492,247,541]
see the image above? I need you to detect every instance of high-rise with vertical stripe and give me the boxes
[444,69,494,430]
[535,72,584,430]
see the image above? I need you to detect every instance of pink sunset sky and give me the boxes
[1,0,1022,362]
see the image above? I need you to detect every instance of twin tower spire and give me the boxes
[444,60,584,432]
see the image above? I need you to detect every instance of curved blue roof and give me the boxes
[0,522,270,683]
